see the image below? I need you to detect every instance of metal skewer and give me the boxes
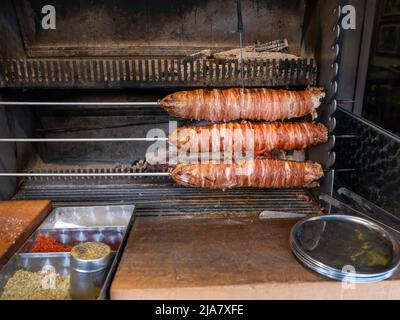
[0,138,168,142]
[0,101,160,106]
[0,168,350,177]
[0,172,171,177]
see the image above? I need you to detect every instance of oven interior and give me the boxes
[0,0,340,217]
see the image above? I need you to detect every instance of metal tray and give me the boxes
[20,227,126,253]
[0,204,136,300]
[40,205,135,229]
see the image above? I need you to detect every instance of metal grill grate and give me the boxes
[13,176,322,216]
[0,58,317,88]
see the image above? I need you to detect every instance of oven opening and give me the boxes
[0,0,337,217]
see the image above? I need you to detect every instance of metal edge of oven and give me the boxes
[98,207,137,300]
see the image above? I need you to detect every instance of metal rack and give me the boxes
[0,58,317,89]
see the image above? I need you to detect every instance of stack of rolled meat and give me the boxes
[160,87,327,190]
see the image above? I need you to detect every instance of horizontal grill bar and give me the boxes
[0,172,170,177]
[0,101,159,106]
[0,138,168,142]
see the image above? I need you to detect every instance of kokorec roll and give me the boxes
[171,159,324,189]
[160,87,325,122]
[169,121,328,154]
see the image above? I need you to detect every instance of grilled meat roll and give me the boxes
[171,159,323,189]
[169,121,328,154]
[160,87,325,122]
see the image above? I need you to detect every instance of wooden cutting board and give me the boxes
[111,216,400,300]
[0,200,52,268]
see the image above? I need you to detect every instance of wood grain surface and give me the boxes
[111,216,400,300]
[0,200,52,268]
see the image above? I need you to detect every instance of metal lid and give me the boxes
[290,215,400,283]
[71,242,112,273]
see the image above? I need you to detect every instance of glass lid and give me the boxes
[291,215,400,277]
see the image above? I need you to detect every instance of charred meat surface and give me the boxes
[171,159,323,189]
[169,121,328,154]
[160,87,325,122]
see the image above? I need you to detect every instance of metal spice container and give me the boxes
[70,242,112,300]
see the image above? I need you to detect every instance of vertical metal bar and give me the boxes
[215,60,220,83]
[49,60,55,83]
[271,59,277,86]
[60,60,66,83]
[196,60,200,82]
[22,59,29,83]
[115,59,121,82]
[74,60,80,83]
[120,60,125,82]
[157,59,162,82]
[93,60,99,82]
[151,60,155,82]
[0,61,4,86]
[122,60,127,82]
[110,60,116,83]
[171,59,176,82]
[288,59,294,85]
[183,61,188,82]
[127,60,132,81]
[138,60,143,82]
[234,60,239,82]
[15,59,22,83]
[44,60,50,83]
[202,60,207,82]
[81,60,87,84]
[221,60,226,81]
[177,60,182,82]
[145,60,149,82]
[35,60,41,83]
[132,60,137,81]
[164,60,168,82]
[88,60,93,82]
[227,61,232,84]
[209,60,214,83]
[100,60,106,82]
[190,60,194,83]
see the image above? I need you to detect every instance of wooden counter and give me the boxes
[0,200,52,268]
[111,216,400,300]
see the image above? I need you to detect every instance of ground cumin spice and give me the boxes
[71,242,111,260]
[0,269,71,300]
[31,236,72,253]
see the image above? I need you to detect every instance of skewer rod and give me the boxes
[0,172,171,177]
[0,138,168,142]
[0,101,160,106]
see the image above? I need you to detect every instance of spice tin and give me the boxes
[70,243,113,300]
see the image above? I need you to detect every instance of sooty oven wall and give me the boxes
[10,0,306,58]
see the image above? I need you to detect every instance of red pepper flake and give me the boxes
[31,236,72,253]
